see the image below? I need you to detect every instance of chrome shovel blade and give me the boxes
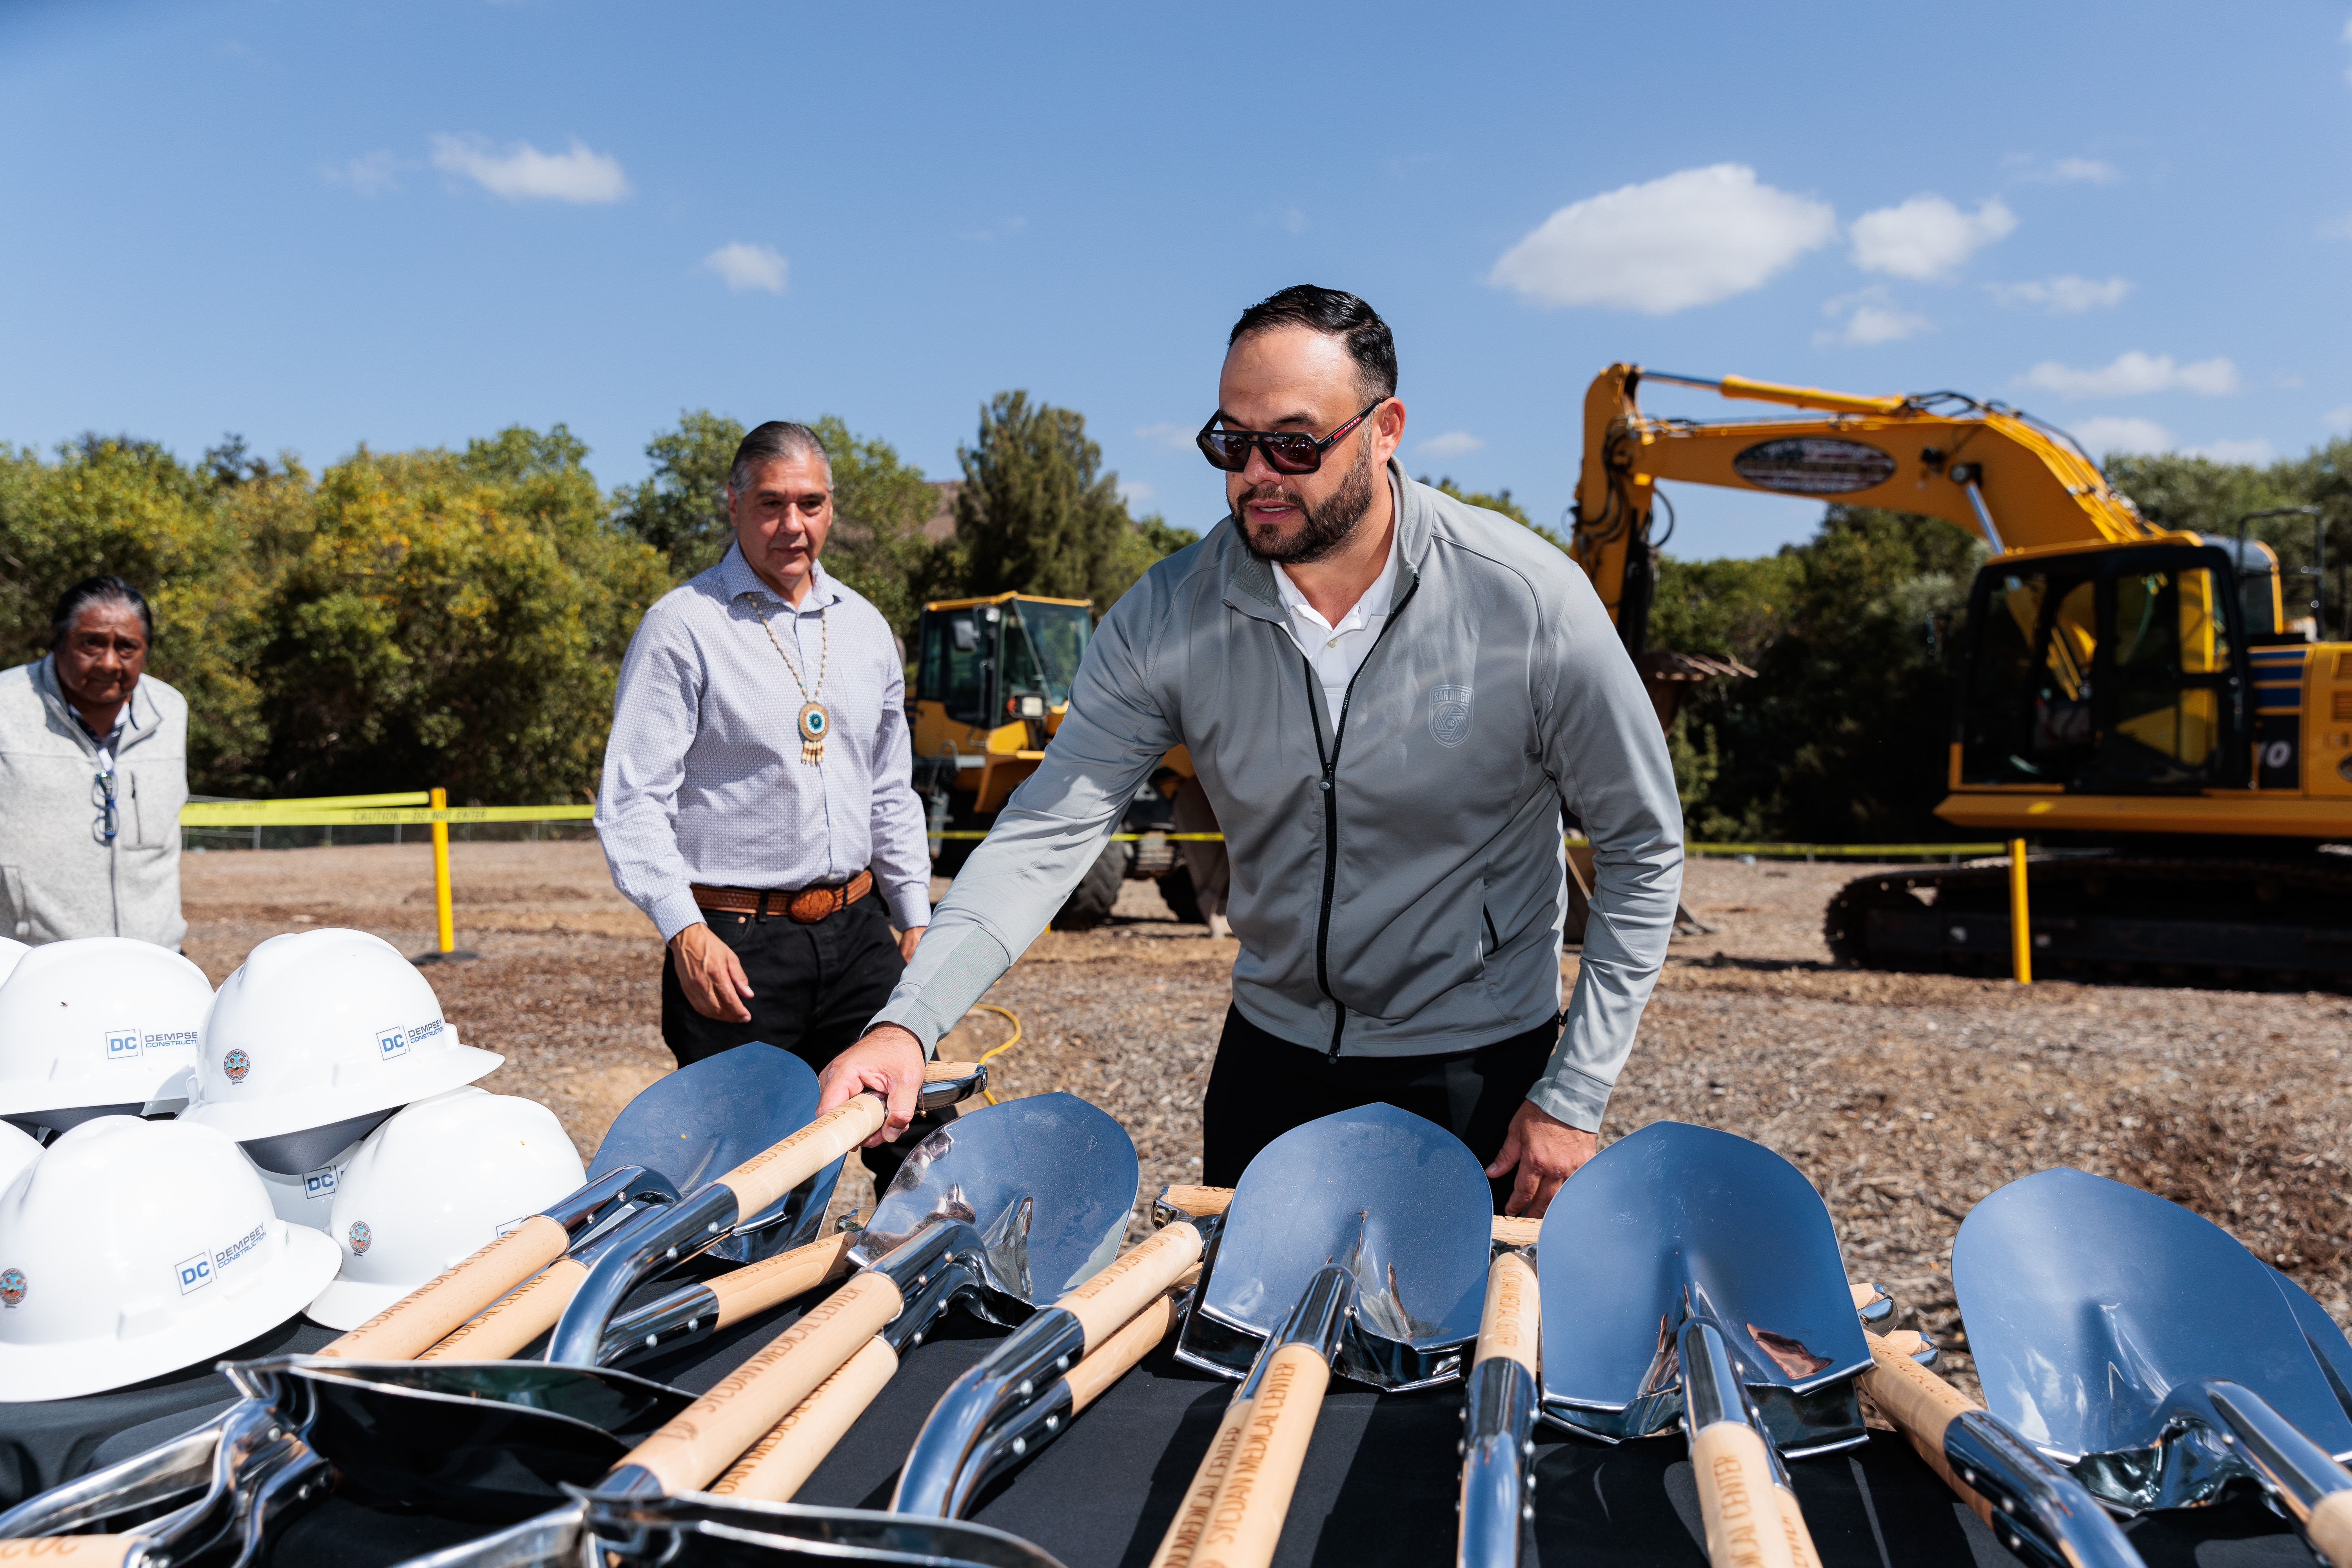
[590,1042,837,1260]
[579,1491,1069,1568]
[849,1092,1138,1321]
[1180,1102,1490,1390]
[2271,1265,2352,1445]
[1954,1166,2352,1506]
[1537,1120,1870,1454]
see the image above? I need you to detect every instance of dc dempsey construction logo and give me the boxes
[222,1049,251,1083]
[106,1027,141,1062]
[0,1267,24,1309]
[376,1025,409,1061]
[304,1166,339,1201]
[348,1220,372,1256]
[177,1253,213,1294]
[181,1223,269,1293]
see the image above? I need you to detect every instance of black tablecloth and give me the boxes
[22,1296,2316,1566]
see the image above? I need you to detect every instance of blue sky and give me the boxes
[4,1,2349,559]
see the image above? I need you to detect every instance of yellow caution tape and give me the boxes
[182,803,594,827]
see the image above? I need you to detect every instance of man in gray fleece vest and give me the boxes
[819,286,1684,1216]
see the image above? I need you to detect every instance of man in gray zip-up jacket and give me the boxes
[823,286,1683,1215]
[0,577,190,949]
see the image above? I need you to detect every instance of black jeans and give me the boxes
[1201,1006,1561,1213]
[661,894,944,1187]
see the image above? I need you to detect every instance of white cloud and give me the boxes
[1488,164,1836,315]
[1282,207,1309,235]
[2187,437,2276,463]
[2070,416,2176,456]
[429,134,629,203]
[1815,287,1931,346]
[1416,431,1486,458]
[1987,275,2132,314]
[1849,194,2017,280]
[1135,422,1194,450]
[1120,480,1156,506]
[703,242,788,294]
[2049,156,2120,184]
[2019,351,2239,398]
[326,151,402,196]
[2325,405,2352,432]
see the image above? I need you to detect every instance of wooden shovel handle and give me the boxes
[2308,1492,2352,1567]
[923,1059,981,1083]
[614,1270,904,1495]
[418,1256,588,1361]
[1066,1270,1198,1412]
[1688,1421,1799,1568]
[1147,1391,1253,1568]
[1062,1223,1204,1347]
[708,1231,860,1327]
[1771,1481,1824,1568]
[1160,1187,1538,1249]
[0,1539,145,1564]
[1856,1328,1995,1526]
[708,1337,899,1503]
[717,1099,887,1222]
[318,1214,570,1360]
[1192,1343,1330,1568]
[1475,1251,1539,1372]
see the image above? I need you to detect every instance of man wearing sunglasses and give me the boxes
[820,284,1682,1219]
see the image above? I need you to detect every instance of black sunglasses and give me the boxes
[1196,396,1387,475]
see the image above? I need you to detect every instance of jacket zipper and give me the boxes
[1299,569,1421,1061]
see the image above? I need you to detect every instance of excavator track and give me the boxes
[1825,853,2352,987]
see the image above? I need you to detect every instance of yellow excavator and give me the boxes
[1572,364,2352,982]
[906,590,1201,930]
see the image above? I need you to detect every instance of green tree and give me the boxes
[809,416,960,638]
[956,391,1177,606]
[610,409,744,579]
[252,429,668,804]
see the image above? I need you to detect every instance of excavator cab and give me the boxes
[1957,543,2250,795]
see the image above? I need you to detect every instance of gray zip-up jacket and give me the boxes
[873,466,1683,1131]
[0,657,189,949]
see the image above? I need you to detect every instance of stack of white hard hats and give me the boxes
[0,1116,339,1401]
[0,938,214,1136]
[181,929,503,1230]
[306,1086,585,1330]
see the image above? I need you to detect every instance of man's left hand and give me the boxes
[896,924,925,963]
[1487,1101,1597,1219]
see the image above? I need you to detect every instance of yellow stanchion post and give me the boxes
[2007,837,2032,985]
[431,786,457,956]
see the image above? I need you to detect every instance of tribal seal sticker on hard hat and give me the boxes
[223,1049,251,1083]
[348,1220,371,1256]
[0,1269,22,1309]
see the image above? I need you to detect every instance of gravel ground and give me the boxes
[183,841,2352,1397]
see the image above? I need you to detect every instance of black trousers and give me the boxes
[1201,1006,1561,1213]
[661,894,944,1187]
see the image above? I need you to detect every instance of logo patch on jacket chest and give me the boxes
[1429,684,1474,748]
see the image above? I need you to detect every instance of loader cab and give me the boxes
[1956,543,2251,795]
[909,592,1095,820]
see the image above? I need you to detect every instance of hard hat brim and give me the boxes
[304,1274,433,1332]
[0,1225,341,1403]
[179,1046,504,1145]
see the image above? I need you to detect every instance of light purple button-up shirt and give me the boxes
[595,544,932,942]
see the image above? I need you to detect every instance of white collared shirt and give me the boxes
[1270,522,1402,728]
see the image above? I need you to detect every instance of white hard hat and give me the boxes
[0,938,214,1134]
[0,1121,38,1195]
[180,929,501,1171]
[0,938,28,987]
[244,1137,363,1233]
[0,1116,339,1401]
[306,1087,584,1330]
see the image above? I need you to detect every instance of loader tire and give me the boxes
[1157,864,1204,925]
[1050,840,1128,931]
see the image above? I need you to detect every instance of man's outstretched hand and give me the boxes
[817,1024,927,1148]
[1487,1100,1597,1219]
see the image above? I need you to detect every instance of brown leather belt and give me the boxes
[691,870,873,924]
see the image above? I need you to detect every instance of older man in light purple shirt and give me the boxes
[597,421,933,1170]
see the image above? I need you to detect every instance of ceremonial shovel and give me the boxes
[244,1093,1131,1568]
[1147,1103,1493,1568]
[1538,1122,1871,1568]
[0,1052,984,1566]
[1955,1166,2352,1559]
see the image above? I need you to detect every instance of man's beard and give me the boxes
[1239,442,1377,566]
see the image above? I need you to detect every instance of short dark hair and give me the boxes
[1227,285,1397,403]
[50,575,152,648]
[729,421,831,495]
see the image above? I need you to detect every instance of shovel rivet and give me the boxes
[1011,1437,1027,1456]
[912,1332,924,1346]
[686,1317,699,1331]
[1047,1415,1060,1431]
[1961,1467,1977,1485]
[1457,1440,1466,1456]
[1018,1379,1034,1398]
[706,1223,720,1234]
[1056,1356,1071,1372]
[2001,1497,2015,1514]
[1523,1439,1535,1457]
[646,1334,659,1348]
[666,1247,679,1261]
[269,1427,282,1441]
[1524,1504,1536,1522]
[2007,1534,2023,1551]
